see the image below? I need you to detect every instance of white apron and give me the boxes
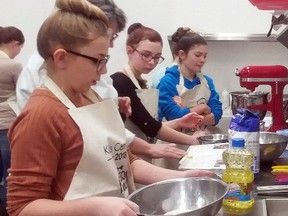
[43,77,135,200]
[176,72,210,107]
[123,64,159,144]
[154,72,212,170]
[176,72,211,134]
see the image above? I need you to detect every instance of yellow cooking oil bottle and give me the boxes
[222,137,254,215]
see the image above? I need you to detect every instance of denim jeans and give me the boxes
[0,129,10,208]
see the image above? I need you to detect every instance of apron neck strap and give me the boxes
[179,70,208,86]
[124,64,142,89]
[43,76,102,109]
[179,73,185,85]
[44,76,76,109]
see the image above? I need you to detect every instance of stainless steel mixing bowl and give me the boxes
[260,132,288,163]
[197,134,229,144]
[230,91,269,120]
[128,177,228,216]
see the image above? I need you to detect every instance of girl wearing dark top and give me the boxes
[111,23,207,146]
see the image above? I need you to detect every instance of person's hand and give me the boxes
[190,104,211,115]
[91,197,139,216]
[188,130,209,144]
[182,169,215,177]
[178,112,204,129]
[193,130,209,139]
[149,143,186,159]
[118,96,132,118]
[172,96,186,108]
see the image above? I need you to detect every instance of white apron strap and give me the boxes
[43,76,76,109]
[124,64,142,89]
[43,76,102,108]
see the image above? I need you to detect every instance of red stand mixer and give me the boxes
[236,65,288,132]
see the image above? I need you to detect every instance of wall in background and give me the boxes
[0,0,54,65]
[205,41,288,93]
[1,0,288,94]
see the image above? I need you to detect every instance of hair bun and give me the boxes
[127,22,143,35]
[172,27,194,42]
[55,0,109,26]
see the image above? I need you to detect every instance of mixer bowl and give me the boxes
[128,177,228,216]
[230,91,269,120]
[260,132,288,163]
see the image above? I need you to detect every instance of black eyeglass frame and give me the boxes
[66,50,110,71]
[111,33,119,42]
[134,48,165,64]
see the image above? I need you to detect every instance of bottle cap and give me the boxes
[231,138,245,147]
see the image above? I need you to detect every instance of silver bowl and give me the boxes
[260,132,288,163]
[198,134,229,144]
[128,177,228,216]
[230,91,269,120]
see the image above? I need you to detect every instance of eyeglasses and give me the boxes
[111,33,119,42]
[134,49,164,64]
[66,50,110,71]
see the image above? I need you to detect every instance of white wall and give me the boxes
[112,0,288,94]
[0,0,55,64]
[1,0,288,94]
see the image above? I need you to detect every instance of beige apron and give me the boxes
[123,65,159,143]
[176,72,211,134]
[177,72,210,107]
[123,65,159,164]
[154,73,211,170]
[44,77,135,200]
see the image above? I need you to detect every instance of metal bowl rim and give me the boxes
[128,177,228,216]
[260,132,288,143]
[198,134,229,141]
[230,91,269,96]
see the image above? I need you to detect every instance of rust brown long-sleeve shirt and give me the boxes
[7,88,138,216]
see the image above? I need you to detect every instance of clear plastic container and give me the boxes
[222,138,254,215]
[221,89,230,110]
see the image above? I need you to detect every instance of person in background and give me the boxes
[7,0,213,215]
[150,56,178,89]
[150,28,192,89]
[15,0,195,161]
[0,26,24,209]
[0,26,24,210]
[157,27,222,126]
[87,0,202,160]
[150,39,180,89]
[111,23,207,149]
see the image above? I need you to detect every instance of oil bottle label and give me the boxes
[228,131,260,174]
[224,182,253,201]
